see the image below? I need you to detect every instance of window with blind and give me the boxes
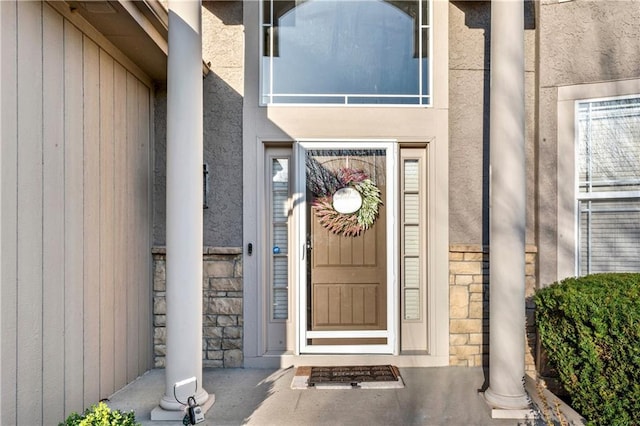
[576,96,640,275]
[402,159,422,320]
[400,147,428,352]
[270,157,290,320]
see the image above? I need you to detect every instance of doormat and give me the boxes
[292,365,404,389]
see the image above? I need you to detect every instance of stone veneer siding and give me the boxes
[152,247,243,368]
[449,244,537,371]
[153,244,538,369]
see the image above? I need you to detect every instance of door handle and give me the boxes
[303,239,312,260]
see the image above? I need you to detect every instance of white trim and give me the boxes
[261,103,433,109]
[577,191,640,201]
[300,345,392,355]
[295,140,398,355]
[558,79,640,102]
[306,330,388,339]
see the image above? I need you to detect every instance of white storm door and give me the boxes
[295,141,397,354]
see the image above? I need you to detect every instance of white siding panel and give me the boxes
[99,49,116,398]
[16,1,44,424]
[113,62,128,391]
[83,37,102,407]
[63,20,85,417]
[2,2,154,421]
[1,1,18,423]
[126,72,140,381]
[42,5,65,421]
[137,80,152,373]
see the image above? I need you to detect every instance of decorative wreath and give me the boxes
[308,166,383,237]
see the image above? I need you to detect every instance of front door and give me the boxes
[297,142,396,354]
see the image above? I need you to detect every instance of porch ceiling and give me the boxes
[63,0,169,81]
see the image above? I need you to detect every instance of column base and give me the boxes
[489,406,537,420]
[151,393,215,421]
[484,387,530,411]
[484,387,534,419]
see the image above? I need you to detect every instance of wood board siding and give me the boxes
[1,0,19,423]
[1,2,153,424]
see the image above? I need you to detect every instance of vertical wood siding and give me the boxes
[1,2,154,424]
[42,6,65,423]
[1,0,19,423]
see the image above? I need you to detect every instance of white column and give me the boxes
[153,0,212,419]
[485,0,529,411]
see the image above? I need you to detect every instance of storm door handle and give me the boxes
[303,238,312,260]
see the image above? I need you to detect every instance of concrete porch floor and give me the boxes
[106,367,544,426]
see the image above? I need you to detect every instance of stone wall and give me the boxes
[153,244,539,370]
[152,247,243,368]
[449,244,537,371]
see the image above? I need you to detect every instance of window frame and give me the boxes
[259,0,433,107]
[574,94,640,275]
[556,80,640,280]
[267,154,291,322]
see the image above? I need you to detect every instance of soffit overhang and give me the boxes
[57,1,210,81]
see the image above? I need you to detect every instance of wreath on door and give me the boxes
[307,163,383,237]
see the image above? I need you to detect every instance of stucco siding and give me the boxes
[448,1,537,246]
[153,1,244,248]
[448,1,492,247]
[0,2,153,423]
[536,0,640,284]
[539,0,640,88]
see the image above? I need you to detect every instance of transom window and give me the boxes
[261,0,431,105]
[576,95,640,274]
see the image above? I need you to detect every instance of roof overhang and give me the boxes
[53,1,210,82]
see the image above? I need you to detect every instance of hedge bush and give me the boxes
[534,273,640,426]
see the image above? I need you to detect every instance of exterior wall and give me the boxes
[152,248,244,368]
[0,2,153,424]
[153,1,244,248]
[242,0,451,365]
[537,0,640,285]
[448,1,537,246]
[449,244,537,373]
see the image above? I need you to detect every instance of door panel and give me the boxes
[304,148,388,345]
[311,204,386,330]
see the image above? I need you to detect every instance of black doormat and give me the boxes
[308,365,400,386]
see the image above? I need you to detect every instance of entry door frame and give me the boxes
[294,140,398,354]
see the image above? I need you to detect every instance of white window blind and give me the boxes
[577,96,640,275]
[271,158,289,320]
[402,159,422,320]
[578,98,640,193]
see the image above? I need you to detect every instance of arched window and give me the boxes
[261,0,431,105]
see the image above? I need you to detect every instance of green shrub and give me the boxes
[59,401,140,426]
[534,273,640,426]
